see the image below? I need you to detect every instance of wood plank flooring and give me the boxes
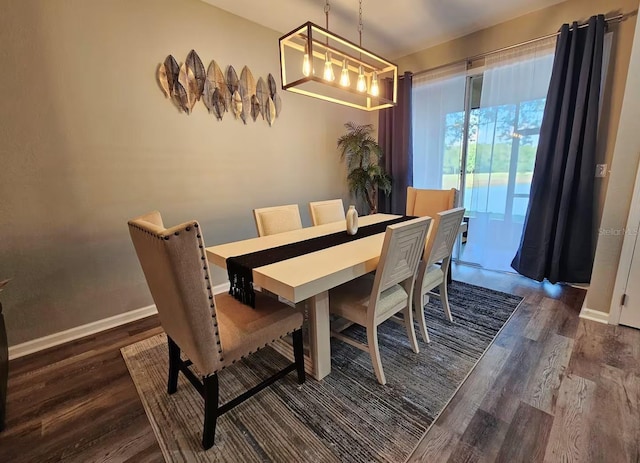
[0,265,638,462]
[408,265,640,463]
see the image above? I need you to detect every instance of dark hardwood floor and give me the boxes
[0,265,638,462]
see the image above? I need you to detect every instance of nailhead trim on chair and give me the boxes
[189,220,225,373]
[212,328,300,372]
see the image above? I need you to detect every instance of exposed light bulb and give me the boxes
[356,65,367,92]
[370,71,379,96]
[323,52,335,81]
[302,42,311,76]
[340,60,350,87]
[302,53,311,77]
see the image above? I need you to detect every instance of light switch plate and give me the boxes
[596,164,608,178]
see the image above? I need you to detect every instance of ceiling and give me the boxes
[201,0,566,58]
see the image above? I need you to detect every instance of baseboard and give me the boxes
[579,307,609,325]
[8,281,230,360]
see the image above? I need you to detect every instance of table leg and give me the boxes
[308,291,331,380]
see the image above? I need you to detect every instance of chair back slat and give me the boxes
[427,208,466,266]
[309,199,345,226]
[372,217,431,297]
[128,212,221,376]
[254,204,303,236]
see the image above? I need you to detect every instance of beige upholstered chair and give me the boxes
[309,199,345,226]
[406,187,458,260]
[328,216,431,385]
[253,204,303,237]
[413,207,466,343]
[128,211,305,449]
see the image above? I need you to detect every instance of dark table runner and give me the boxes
[227,216,415,307]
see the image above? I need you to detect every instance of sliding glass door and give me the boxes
[412,40,555,272]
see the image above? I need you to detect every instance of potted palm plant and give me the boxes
[337,122,391,214]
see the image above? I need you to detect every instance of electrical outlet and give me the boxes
[596,164,608,178]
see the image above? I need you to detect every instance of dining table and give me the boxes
[206,213,401,380]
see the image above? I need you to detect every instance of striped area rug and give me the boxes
[122,281,523,462]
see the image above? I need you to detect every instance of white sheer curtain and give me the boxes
[412,63,467,190]
[480,38,557,106]
[466,37,557,218]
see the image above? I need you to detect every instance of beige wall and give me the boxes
[588,9,640,315]
[397,0,638,312]
[0,0,372,345]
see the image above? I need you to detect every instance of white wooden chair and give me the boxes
[253,204,303,237]
[128,211,305,449]
[328,216,431,385]
[309,199,345,226]
[413,207,466,343]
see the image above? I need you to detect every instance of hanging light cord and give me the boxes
[325,0,330,45]
[358,0,363,48]
[325,0,330,30]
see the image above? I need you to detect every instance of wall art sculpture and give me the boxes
[157,50,282,126]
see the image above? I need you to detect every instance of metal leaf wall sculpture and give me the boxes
[226,66,239,96]
[156,51,282,126]
[178,63,197,113]
[157,63,171,98]
[164,55,180,95]
[203,78,215,113]
[212,88,225,121]
[207,60,230,112]
[268,74,277,99]
[256,77,268,120]
[186,50,205,101]
[232,90,242,119]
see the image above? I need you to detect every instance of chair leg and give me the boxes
[402,305,420,354]
[292,329,306,385]
[413,286,430,344]
[167,336,180,394]
[439,280,453,322]
[366,324,386,385]
[202,374,219,450]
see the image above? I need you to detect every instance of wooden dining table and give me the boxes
[206,213,400,380]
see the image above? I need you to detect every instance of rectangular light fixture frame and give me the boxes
[279,22,398,111]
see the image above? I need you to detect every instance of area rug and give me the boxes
[122,281,523,463]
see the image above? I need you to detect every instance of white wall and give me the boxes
[0,0,372,345]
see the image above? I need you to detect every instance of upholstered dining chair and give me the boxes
[413,207,466,343]
[328,216,431,385]
[309,199,345,226]
[253,204,303,237]
[406,187,458,259]
[128,211,305,449]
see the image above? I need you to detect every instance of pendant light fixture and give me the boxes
[279,0,397,111]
